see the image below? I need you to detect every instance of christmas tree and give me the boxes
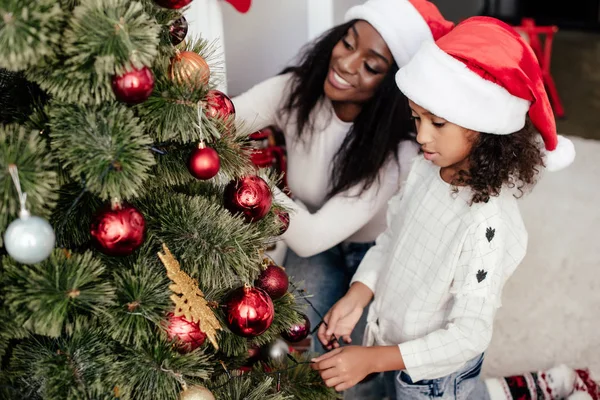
[0,1,335,398]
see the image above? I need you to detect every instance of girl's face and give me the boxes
[409,100,480,182]
[323,21,393,104]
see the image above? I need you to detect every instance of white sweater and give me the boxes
[232,73,419,257]
[351,156,528,381]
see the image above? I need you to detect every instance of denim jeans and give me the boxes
[384,354,491,400]
[283,242,387,399]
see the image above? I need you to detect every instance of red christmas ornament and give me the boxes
[90,202,145,256]
[204,90,235,121]
[169,15,188,46]
[254,263,288,300]
[224,286,274,337]
[275,210,290,235]
[111,67,154,104]
[223,176,272,222]
[281,314,311,343]
[166,313,207,352]
[188,143,220,180]
[154,0,192,9]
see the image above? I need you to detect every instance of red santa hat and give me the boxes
[345,0,454,67]
[396,16,575,171]
[223,0,251,13]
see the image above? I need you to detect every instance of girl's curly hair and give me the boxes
[454,119,545,204]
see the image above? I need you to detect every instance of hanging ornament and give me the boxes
[255,260,288,300]
[158,244,222,350]
[169,16,188,46]
[188,142,220,180]
[3,165,55,264]
[224,285,274,337]
[154,0,193,9]
[166,312,207,352]
[262,338,291,363]
[179,385,215,400]
[204,90,235,121]
[275,210,290,235]
[281,313,311,343]
[111,66,155,104]
[169,51,210,89]
[223,176,272,222]
[90,200,145,256]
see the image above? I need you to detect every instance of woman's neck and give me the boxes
[332,100,362,122]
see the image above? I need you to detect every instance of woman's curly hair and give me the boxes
[454,119,545,204]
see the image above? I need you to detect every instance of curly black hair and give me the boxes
[279,21,414,199]
[454,119,545,204]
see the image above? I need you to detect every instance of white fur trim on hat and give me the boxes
[545,135,576,171]
[396,41,531,135]
[345,0,433,67]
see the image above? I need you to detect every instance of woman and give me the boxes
[233,0,453,352]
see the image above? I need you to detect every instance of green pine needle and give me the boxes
[48,102,155,201]
[0,0,64,71]
[27,0,160,104]
[8,329,119,400]
[2,250,115,337]
[138,192,270,289]
[0,124,58,246]
[106,248,171,347]
[114,335,212,400]
[211,374,290,400]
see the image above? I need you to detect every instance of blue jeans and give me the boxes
[384,354,491,400]
[283,242,387,399]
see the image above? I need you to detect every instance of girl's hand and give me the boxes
[311,346,374,392]
[317,295,364,349]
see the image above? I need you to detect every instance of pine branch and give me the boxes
[48,102,155,201]
[2,250,115,337]
[7,329,119,400]
[27,0,160,105]
[0,0,65,71]
[50,182,103,248]
[137,192,272,290]
[263,353,340,400]
[113,335,213,400]
[211,374,290,400]
[104,246,171,347]
[0,124,58,246]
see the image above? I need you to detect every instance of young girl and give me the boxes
[312,16,576,399]
[233,0,452,350]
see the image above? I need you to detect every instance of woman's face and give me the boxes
[323,21,393,104]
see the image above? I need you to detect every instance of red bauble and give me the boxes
[254,263,288,300]
[281,314,311,343]
[224,286,274,337]
[112,67,154,104]
[188,144,220,180]
[204,90,235,121]
[169,16,188,46]
[90,202,145,256]
[275,210,290,235]
[166,313,207,352]
[154,0,192,9]
[223,176,272,222]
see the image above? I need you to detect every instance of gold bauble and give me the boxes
[179,385,215,400]
[169,51,210,88]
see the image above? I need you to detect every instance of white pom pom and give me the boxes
[545,135,576,172]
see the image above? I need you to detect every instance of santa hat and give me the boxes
[345,0,454,67]
[223,0,251,13]
[395,16,575,171]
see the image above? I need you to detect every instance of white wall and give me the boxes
[220,0,310,97]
